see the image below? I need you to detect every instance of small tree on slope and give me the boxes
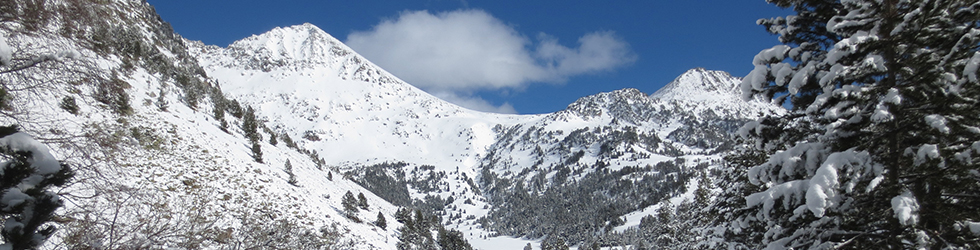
[734,0,980,249]
[341,191,358,220]
[376,211,387,230]
[0,126,73,249]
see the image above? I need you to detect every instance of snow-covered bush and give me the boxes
[0,126,73,249]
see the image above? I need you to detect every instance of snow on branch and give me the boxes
[746,145,878,218]
[0,132,62,175]
[0,33,80,74]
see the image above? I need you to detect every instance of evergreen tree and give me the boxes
[211,91,229,133]
[241,105,259,142]
[341,191,359,220]
[215,107,228,133]
[250,141,262,163]
[376,212,387,230]
[228,99,243,118]
[436,227,473,250]
[524,243,533,250]
[0,126,74,249]
[397,209,436,250]
[735,0,980,248]
[59,96,78,115]
[268,132,277,146]
[413,209,428,231]
[394,207,411,223]
[540,236,569,250]
[357,192,369,210]
[284,159,297,186]
[155,87,168,111]
[281,132,296,149]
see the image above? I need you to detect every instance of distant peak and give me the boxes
[224,23,348,66]
[277,23,327,35]
[650,68,741,100]
[296,22,319,29]
[253,23,336,44]
[678,67,731,82]
[609,88,645,97]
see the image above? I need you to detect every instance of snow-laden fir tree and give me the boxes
[735,0,980,248]
[0,126,74,249]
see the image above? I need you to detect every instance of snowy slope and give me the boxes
[189,23,534,170]
[0,2,411,249]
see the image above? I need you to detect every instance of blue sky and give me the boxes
[147,0,790,114]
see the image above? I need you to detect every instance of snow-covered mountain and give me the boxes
[0,1,782,248]
[189,22,785,246]
[189,23,531,170]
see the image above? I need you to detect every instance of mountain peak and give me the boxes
[225,23,345,64]
[649,68,741,101]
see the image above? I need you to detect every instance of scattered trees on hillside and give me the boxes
[396,208,437,250]
[540,236,569,250]
[734,0,980,248]
[436,227,472,250]
[392,206,474,250]
[482,160,689,245]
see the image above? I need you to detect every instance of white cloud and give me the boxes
[430,91,517,114]
[345,9,635,111]
[535,32,636,78]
